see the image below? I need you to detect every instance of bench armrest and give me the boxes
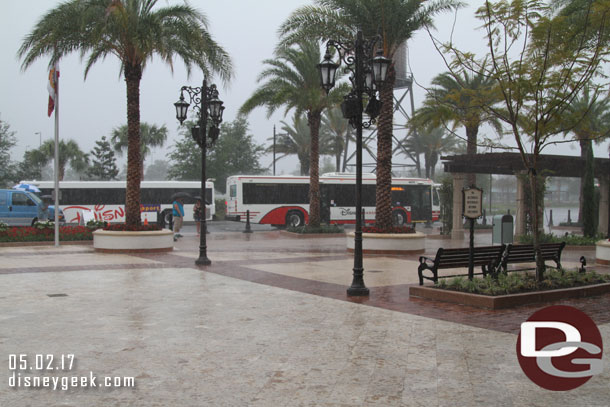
[419,256,435,266]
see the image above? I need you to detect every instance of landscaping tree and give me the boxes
[87,136,119,180]
[560,86,610,223]
[168,117,265,193]
[583,145,597,237]
[411,70,502,185]
[0,116,17,187]
[144,160,169,181]
[437,0,610,280]
[403,124,464,179]
[19,0,232,226]
[111,122,168,178]
[28,139,88,181]
[321,106,352,173]
[279,0,460,230]
[272,112,334,176]
[240,40,342,227]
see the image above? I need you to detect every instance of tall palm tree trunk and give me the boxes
[578,138,592,223]
[342,130,350,172]
[125,64,142,227]
[375,67,396,230]
[308,111,321,227]
[466,125,478,187]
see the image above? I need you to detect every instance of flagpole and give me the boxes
[53,67,60,247]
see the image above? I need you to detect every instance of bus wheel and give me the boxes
[162,210,173,229]
[286,211,304,228]
[392,210,407,226]
[31,218,38,226]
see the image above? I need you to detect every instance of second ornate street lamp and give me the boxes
[318,31,391,296]
[174,78,224,266]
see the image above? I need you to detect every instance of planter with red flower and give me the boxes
[346,226,425,254]
[93,223,173,253]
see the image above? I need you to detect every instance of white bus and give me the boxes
[22,180,214,225]
[226,173,440,227]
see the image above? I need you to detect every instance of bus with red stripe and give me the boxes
[226,173,440,227]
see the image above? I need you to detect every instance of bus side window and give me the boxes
[230,184,237,199]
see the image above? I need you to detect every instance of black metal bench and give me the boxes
[418,245,506,285]
[498,242,566,273]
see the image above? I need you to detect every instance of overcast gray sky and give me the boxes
[1,0,606,178]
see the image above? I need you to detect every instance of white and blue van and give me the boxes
[0,189,65,226]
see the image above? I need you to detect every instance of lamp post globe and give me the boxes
[372,50,391,85]
[174,97,189,124]
[317,52,339,94]
[208,97,224,122]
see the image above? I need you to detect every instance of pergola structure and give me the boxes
[442,152,610,239]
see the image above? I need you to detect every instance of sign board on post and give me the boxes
[463,186,483,219]
[462,186,483,281]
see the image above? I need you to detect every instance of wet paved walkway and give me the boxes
[1,224,609,406]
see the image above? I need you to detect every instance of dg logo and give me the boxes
[517,305,604,391]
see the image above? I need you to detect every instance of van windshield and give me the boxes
[28,193,43,205]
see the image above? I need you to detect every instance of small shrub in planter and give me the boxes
[102,223,161,232]
[362,226,415,234]
[435,269,610,296]
[0,221,8,233]
[86,220,108,230]
[286,224,344,234]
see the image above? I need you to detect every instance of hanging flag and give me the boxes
[47,63,59,117]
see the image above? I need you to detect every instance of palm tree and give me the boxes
[561,86,610,222]
[404,125,464,179]
[279,0,459,230]
[240,40,341,227]
[271,113,334,176]
[412,70,502,186]
[29,139,88,181]
[111,122,168,177]
[321,106,352,172]
[19,0,232,226]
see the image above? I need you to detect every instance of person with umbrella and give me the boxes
[171,192,189,241]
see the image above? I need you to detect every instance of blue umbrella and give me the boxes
[13,183,41,193]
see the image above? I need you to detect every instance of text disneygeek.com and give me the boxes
[8,354,135,390]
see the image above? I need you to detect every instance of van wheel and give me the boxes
[392,210,407,226]
[286,211,304,228]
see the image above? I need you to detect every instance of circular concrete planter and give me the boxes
[595,239,610,264]
[93,229,174,253]
[346,231,425,254]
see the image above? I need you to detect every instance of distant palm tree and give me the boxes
[18,0,232,226]
[404,125,464,179]
[412,70,502,185]
[321,106,352,172]
[29,139,88,181]
[562,86,610,221]
[279,0,459,230]
[240,40,341,227]
[111,123,168,177]
[271,113,334,176]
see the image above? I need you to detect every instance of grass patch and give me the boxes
[517,232,602,246]
[286,224,344,234]
[435,269,610,296]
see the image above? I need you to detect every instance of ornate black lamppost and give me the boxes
[318,31,391,296]
[174,78,224,266]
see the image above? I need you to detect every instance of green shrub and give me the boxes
[286,224,344,234]
[517,232,602,246]
[437,269,610,296]
[214,198,226,220]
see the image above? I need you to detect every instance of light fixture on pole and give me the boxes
[318,31,391,297]
[174,78,224,266]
